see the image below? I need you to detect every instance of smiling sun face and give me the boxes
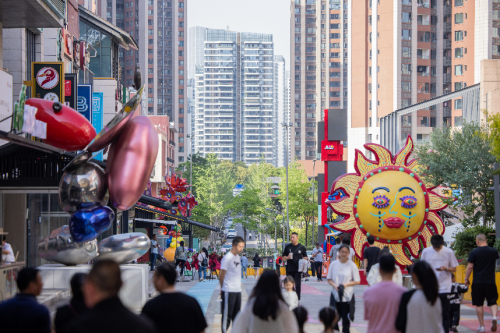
[326,136,447,266]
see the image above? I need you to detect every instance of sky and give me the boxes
[188,0,290,70]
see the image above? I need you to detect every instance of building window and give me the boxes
[402,12,411,23]
[179,98,184,105]
[148,39,154,45]
[179,147,184,152]
[402,47,411,57]
[179,156,184,162]
[455,13,464,24]
[402,64,412,74]
[148,29,153,35]
[148,107,154,115]
[455,82,463,91]
[179,51,184,56]
[454,99,462,110]
[148,78,154,84]
[179,108,184,114]
[494,10,500,20]
[455,65,463,75]
[402,81,411,92]
[455,0,463,6]
[455,47,463,58]
[402,29,411,40]
[454,30,463,41]
[454,116,462,126]
[493,45,500,56]
[179,79,184,85]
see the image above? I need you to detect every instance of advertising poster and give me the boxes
[64,73,77,109]
[0,70,13,145]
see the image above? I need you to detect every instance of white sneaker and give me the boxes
[477,326,485,332]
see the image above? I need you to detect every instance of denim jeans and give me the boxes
[199,266,207,279]
[241,266,247,278]
[150,253,158,270]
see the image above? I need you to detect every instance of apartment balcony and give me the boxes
[444,22,451,32]
[444,39,451,49]
[443,5,451,15]
[443,56,451,66]
[443,106,451,117]
[443,73,451,83]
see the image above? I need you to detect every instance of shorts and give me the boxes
[471,283,498,306]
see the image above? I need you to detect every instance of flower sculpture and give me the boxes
[326,136,447,266]
[165,173,189,193]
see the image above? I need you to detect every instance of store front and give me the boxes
[0,143,218,267]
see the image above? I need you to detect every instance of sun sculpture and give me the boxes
[326,136,447,266]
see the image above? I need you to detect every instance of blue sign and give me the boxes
[77,85,92,122]
[92,92,104,161]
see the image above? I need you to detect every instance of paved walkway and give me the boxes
[168,274,495,333]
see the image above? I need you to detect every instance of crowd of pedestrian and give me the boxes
[0,232,498,333]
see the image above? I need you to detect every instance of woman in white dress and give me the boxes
[395,260,444,333]
[231,270,299,333]
[366,247,403,286]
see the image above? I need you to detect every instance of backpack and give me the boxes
[201,253,208,266]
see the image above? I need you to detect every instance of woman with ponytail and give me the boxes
[395,260,444,333]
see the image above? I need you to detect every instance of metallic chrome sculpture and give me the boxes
[38,225,98,265]
[59,162,109,214]
[96,233,150,264]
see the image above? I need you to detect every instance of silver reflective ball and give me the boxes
[96,233,151,264]
[38,225,98,265]
[59,162,109,214]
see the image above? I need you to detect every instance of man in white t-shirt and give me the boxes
[421,234,458,333]
[150,235,159,271]
[2,236,15,265]
[220,236,245,333]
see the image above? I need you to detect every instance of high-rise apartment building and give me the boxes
[290,0,348,161]
[192,29,280,165]
[347,0,498,169]
[100,0,187,164]
[188,26,207,79]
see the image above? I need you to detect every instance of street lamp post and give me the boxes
[187,134,192,187]
[282,122,293,242]
[312,159,316,244]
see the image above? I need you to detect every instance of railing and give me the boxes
[444,22,451,32]
[443,73,451,83]
[443,5,451,15]
[444,39,451,49]
[443,57,451,66]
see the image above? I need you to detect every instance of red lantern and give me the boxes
[176,232,181,237]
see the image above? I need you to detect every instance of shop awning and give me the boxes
[79,5,138,50]
[134,205,219,232]
[0,0,64,28]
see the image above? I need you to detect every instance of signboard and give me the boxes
[321,140,343,161]
[92,92,104,161]
[32,62,64,102]
[64,73,77,109]
[0,70,13,145]
[77,84,92,121]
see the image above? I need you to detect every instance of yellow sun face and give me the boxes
[326,136,447,266]
[357,170,427,241]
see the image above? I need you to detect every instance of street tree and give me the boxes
[415,121,496,226]
[227,188,262,249]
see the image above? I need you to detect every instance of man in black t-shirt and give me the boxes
[143,263,207,333]
[363,235,381,275]
[282,232,307,300]
[465,233,499,333]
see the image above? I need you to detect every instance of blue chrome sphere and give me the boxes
[69,205,115,243]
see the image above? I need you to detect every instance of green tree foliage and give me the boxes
[278,161,317,246]
[452,225,496,256]
[227,188,262,249]
[177,154,237,243]
[415,122,496,226]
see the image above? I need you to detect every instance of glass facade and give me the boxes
[79,21,113,78]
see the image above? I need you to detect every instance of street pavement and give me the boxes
[170,273,496,333]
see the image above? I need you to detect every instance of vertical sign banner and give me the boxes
[32,62,64,102]
[64,73,77,109]
[77,84,92,122]
[92,92,104,161]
